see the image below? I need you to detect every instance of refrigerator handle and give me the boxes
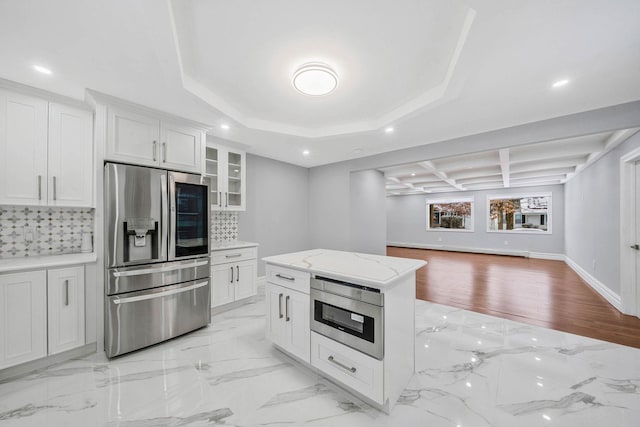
[161,172,169,261]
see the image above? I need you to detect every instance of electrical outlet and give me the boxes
[23,226,36,245]
[504,240,509,245]
[437,237,443,242]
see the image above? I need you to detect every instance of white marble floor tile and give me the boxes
[1,297,639,426]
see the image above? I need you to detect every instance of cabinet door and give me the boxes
[0,271,47,369]
[211,264,234,307]
[283,288,310,363]
[160,123,202,173]
[48,104,94,207]
[106,107,160,167]
[265,283,286,347]
[234,260,256,300]
[47,266,85,355]
[205,145,223,210]
[0,90,48,205]
[225,149,246,211]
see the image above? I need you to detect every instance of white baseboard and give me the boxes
[564,256,622,311]
[387,241,530,258]
[529,252,565,261]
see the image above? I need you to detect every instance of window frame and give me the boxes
[486,192,552,234]
[426,196,475,232]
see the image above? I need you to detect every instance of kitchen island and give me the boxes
[262,249,425,413]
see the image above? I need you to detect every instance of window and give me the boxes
[487,194,551,233]
[426,198,474,231]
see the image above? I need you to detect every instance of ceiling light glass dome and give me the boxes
[292,63,338,96]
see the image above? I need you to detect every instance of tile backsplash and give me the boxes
[0,205,94,258]
[211,211,238,242]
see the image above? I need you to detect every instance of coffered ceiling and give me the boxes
[381,128,639,195]
[0,1,639,167]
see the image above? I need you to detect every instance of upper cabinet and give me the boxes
[0,89,94,207]
[205,144,246,211]
[106,107,203,174]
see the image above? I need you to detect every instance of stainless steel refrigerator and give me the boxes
[104,162,210,357]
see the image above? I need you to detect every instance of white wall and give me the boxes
[350,170,387,254]
[238,154,310,276]
[565,133,640,296]
[386,185,565,256]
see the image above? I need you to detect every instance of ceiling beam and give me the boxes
[418,161,465,191]
[499,149,510,188]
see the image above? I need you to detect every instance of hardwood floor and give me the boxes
[387,246,640,349]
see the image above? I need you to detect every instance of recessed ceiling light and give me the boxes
[292,63,338,96]
[303,150,310,156]
[33,65,52,75]
[552,79,569,88]
[385,127,394,134]
[220,124,230,130]
[411,173,416,176]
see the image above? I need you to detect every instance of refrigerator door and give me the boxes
[168,171,210,261]
[105,163,168,267]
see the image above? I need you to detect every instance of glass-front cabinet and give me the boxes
[204,144,246,211]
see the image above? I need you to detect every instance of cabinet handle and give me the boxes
[285,295,290,321]
[236,265,240,282]
[37,175,42,200]
[275,273,295,281]
[278,293,283,319]
[225,253,242,258]
[153,140,157,161]
[53,176,57,201]
[64,279,69,306]
[162,142,167,163]
[230,266,234,284]
[225,192,228,208]
[328,356,357,373]
[218,192,222,207]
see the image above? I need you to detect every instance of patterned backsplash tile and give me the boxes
[0,205,94,258]
[211,211,238,242]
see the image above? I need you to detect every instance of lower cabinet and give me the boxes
[0,265,85,370]
[47,266,85,355]
[0,271,47,369]
[210,247,257,308]
[265,282,310,364]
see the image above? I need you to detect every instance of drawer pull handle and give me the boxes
[328,356,356,373]
[225,253,242,258]
[275,273,295,281]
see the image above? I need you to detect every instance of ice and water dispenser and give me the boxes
[123,217,159,263]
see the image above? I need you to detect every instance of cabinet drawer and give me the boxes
[311,332,384,404]
[266,264,310,294]
[211,247,257,265]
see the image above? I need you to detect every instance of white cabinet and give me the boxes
[0,271,47,369]
[205,144,246,211]
[47,266,85,355]
[265,282,310,364]
[0,89,93,207]
[107,107,203,173]
[210,246,257,308]
[0,266,86,369]
[48,103,94,207]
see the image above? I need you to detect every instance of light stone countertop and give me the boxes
[0,252,97,273]
[211,240,259,251]
[263,248,426,289]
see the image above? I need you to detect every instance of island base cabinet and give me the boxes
[311,331,384,405]
[265,283,310,364]
[0,271,47,369]
[47,266,85,355]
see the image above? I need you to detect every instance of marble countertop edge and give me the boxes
[0,252,98,273]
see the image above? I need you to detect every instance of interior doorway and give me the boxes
[620,148,640,317]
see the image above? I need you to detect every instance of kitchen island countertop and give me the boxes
[263,248,425,289]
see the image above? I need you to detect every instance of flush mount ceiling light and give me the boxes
[384,126,394,134]
[552,79,570,88]
[292,63,338,96]
[302,150,310,156]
